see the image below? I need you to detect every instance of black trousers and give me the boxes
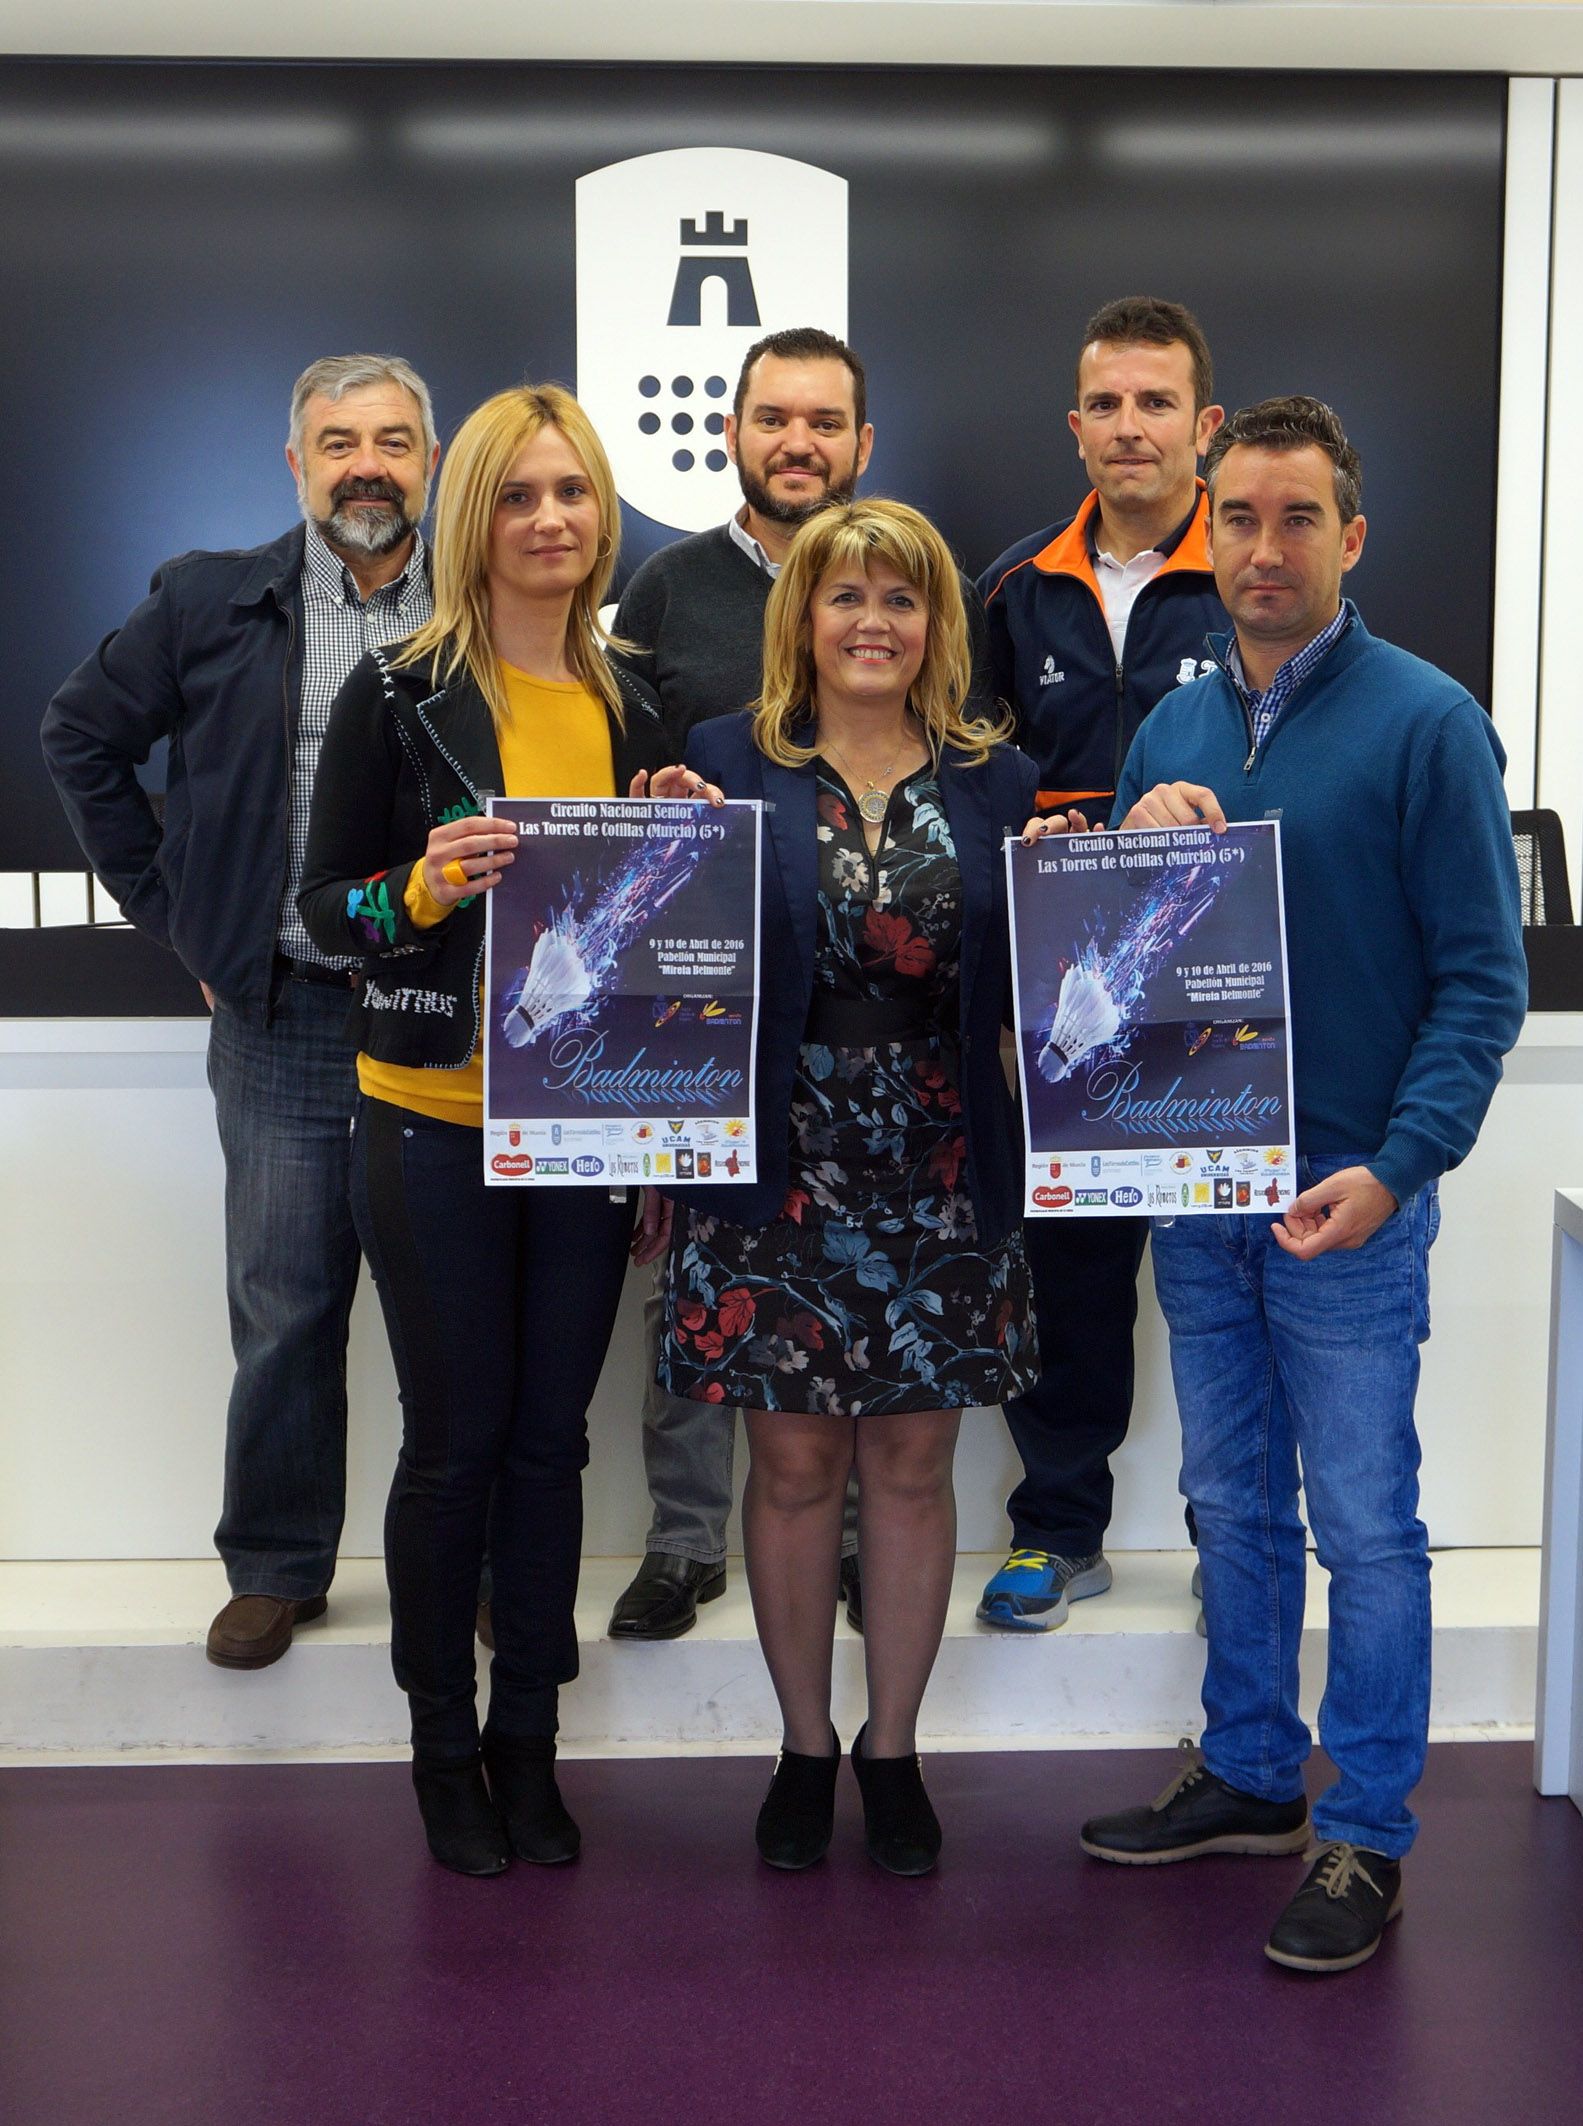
[352,1098,632,1759]
[1002,1213,1190,1559]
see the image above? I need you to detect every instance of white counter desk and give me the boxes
[3,1012,1581,1584]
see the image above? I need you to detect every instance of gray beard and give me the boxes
[311,498,420,557]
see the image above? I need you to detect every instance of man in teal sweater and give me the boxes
[1072,397,1526,1973]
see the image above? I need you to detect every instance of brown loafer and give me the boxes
[206,1593,328,1670]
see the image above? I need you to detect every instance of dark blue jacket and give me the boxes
[1113,610,1527,1204]
[979,483,1228,816]
[679,712,1040,1248]
[42,525,326,1019]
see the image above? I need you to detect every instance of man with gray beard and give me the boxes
[43,354,439,1671]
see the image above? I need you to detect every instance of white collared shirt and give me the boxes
[727,508,782,579]
[1093,541,1166,663]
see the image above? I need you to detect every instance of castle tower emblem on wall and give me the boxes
[577,148,848,534]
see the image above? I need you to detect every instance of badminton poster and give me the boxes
[482,797,761,1187]
[1006,822,1296,1217]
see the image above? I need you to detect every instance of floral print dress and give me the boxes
[659,764,1039,1416]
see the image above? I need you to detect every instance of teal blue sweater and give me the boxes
[1112,610,1526,1205]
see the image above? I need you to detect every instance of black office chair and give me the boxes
[1511,808,1574,928]
[1512,808,1583,1009]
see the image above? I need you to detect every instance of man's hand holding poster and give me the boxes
[1006,822,1296,1217]
[484,797,761,1187]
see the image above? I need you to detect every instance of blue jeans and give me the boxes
[207,980,363,1598]
[1149,1155,1441,1859]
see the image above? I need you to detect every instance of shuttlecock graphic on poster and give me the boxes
[501,835,702,1049]
[502,930,594,1048]
[1036,860,1225,1082]
[1038,964,1123,1083]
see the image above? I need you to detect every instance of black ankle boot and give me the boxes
[755,1726,841,1870]
[851,1723,941,1877]
[411,1753,511,1877]
[480,1731,581,1864]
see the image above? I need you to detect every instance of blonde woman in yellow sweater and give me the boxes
[301,385,717,1874]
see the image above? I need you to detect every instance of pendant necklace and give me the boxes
[823,726,910,827]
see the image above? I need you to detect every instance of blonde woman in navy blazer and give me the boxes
[657,500,1043,1876]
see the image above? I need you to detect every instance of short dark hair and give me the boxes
[1075,297,1214,413]
[732,328,867,431]
[1204,395,1364,523]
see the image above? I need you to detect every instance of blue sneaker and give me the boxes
[976,1549,1113,1632]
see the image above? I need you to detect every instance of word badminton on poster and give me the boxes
[484,798,761,1187]
[1006,822,1296,1217]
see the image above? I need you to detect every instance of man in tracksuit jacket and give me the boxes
[1077,396,1526,1974]
[41,355,439,1672]
[976,297,1226,1630]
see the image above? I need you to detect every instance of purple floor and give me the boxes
[3,1743,1580,2126]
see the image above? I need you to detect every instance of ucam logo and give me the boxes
[577,147,848,533]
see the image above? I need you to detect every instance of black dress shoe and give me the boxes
[1080,1739,1310,1864]
[481,1730,580,1864]
[756,1727,841,1870]
[838,1555,864,1634]
[607,1553,727,1640]
[411,1754,510,1877]
[1265,1843,1403,1972]
[851,1723,941,1876]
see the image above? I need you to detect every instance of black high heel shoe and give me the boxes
[755,1726,842,1870]
[851,1723,941,1877]
[411,1753,511,1877]
[480,1730,581,1864]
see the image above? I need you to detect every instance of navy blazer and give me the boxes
[683,712,1040,1249]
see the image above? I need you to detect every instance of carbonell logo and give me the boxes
[1033,1184,1074,1210]
[491,1153,533,1178]
[571,1155,605,1177]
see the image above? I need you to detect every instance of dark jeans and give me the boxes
[207,980,362,1599]
[1002,1213,1173,1558]
[351,1097,632,1760]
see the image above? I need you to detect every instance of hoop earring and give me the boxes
[596,532,614,560]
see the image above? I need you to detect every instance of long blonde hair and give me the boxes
[753,499,1011,767]
[395,383,626,728]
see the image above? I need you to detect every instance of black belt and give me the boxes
[273,953,359,991]
[803,992,939,1046]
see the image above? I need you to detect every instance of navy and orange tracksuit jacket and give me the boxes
[978,482,1228,823]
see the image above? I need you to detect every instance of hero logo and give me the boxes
[1032,1184,1074,1210]
[571,1155,605,1177]
[491,1153,533,1178]
[577,148,848,534]
[1109,1186,1142,1207]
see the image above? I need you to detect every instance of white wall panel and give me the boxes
[1538,77,1583,883]
[2,2,1583,73]
[1491,76,1555,801]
